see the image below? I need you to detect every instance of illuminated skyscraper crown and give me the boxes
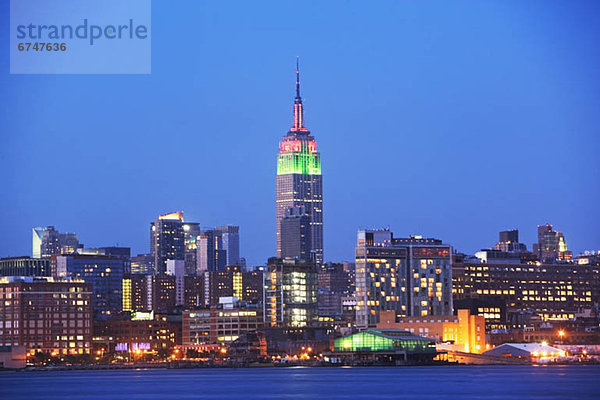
[277,58,321,176]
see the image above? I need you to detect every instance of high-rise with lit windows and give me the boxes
[265,257,318,327]
[355,229,453,329]
[150,212,185,275]
[533,223,572,262]
[276,59,323,265]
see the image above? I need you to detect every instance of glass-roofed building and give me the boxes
[331,329,437,364]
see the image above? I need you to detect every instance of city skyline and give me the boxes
[2,1,599,265]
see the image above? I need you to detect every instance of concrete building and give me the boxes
[276,60,323,265]
[0,257,50,277]
[265,258,318,328]
[355,229,453,328]
[0,277,92,355]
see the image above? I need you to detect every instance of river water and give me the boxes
[1,365,599,399]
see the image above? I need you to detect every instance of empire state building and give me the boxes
[276,59,323,264]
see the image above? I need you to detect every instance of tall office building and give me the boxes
[354,229,453,328]
[130,254,154,275]
[32,227,44,258]
[196,229,226,273]
[276,59,323,265]
[52,254,124,317]
[495,229,527,253]
[34,226,82,258]
[533,224,572,262]
[183,222,201,276]
[150,212,186,275]
[265,257,318,327]
[215,225,240,267]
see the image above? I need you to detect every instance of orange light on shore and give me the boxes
[220,348,227,354]
[558,330,565,337]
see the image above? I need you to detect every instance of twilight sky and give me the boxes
[1,1,599,265]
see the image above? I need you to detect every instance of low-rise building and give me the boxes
[93,312,180,353]
[0,277,92,355]
[377,309,486,353]
[182,297,263,346]
[0,257,51,277]
[331,329,437,364]
[483,342,566,362]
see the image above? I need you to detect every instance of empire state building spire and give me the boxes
[292,57,307,132]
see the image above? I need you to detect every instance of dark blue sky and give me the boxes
[1,1,599,265]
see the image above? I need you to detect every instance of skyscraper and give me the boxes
[32,227,44,258]
[150,212,185,275]
[494,229,527,253]
[276,59,323,264]
[215,225,240,266]
[34,226,82,258]
[354,229,453,328]
[265,257,318,327]
[533,223,572,262]
[196,229,226,273]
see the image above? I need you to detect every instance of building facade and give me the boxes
[202,266,263,306]
[377,309,486,354]
[130,254,154,275]
[0,257,50,277]
[276,60,323,265]
[150,212,185,275]
[280,206,312,260]
[265,258,318,328]
[34,226,82,258]
[52,254,124,317]
[215,225,240,267]
[453,261,599,323]
[355,230,453,328]
[196,229,227,273]
[182,298,263,346]
[0,277,92,355]
[533,224,572,262]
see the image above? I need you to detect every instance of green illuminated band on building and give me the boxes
[277,151,321,175]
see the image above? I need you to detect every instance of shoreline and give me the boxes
[4,359,599,372]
